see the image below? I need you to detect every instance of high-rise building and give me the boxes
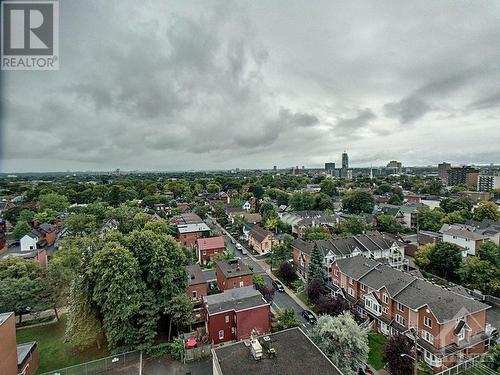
[438,162,451,185]
[325,162,335,172]
[448,166,479,187]
[342,151,349,170]
[386,160,402,169]
[273,166,277,171]
[477,175,500,192]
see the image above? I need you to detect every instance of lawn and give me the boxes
[16,315,109,374]
[297,290,309,306]
[367,332,387,370]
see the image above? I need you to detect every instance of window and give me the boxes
[239,281,244,287]
[334,269,339,276]
[424,316,432,328]
[225,315,229,323]
[218,330,224,340]
[422,330,434,344]
[192,291,197,298]
[365,297,381,315]
[350,277,354,285]
[383,294,388,304]
[348,287,355,297]
[424,350,442,367]
[457,327,465,341]
[380,321,389,335]
[395,314,406,326]
[383,307,388,314]
[360,283,366,291]
[397,302,404,312]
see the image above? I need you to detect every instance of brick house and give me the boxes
[0,312,39,375]
[177,222,211,248]
[196,236,225,264]
[248,225,281,255]
[186,264,208,300]
[215,259,253,291]
[292,231,407,281]
[330,256,492,372]
[203,286,271,345]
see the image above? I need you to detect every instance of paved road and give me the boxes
[207,217,314,334]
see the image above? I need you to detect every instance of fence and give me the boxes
[39,350,142,375]
[435,354,499,375]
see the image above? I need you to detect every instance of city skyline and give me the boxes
[2,1,500,173]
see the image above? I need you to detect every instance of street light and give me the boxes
[400,353,418,375]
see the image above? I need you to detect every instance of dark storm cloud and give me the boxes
[2,0,500,172]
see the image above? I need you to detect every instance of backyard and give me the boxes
[367,332,387,370]
[16,315,109,374]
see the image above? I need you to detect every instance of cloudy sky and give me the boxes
[2,0,500,172]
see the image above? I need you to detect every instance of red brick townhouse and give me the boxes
[292,231,407,281]
[215,259,253,291]
[203,286,271,345]
[330,256,492,372]
[186,264,208,300]
[197,236,225,264]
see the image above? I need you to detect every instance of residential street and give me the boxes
[207,217,315,334]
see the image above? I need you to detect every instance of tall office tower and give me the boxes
[438,162,451,185]
[342,151,349,170]
[325,162,335,174]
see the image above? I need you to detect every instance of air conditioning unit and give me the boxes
[251,339,263,360]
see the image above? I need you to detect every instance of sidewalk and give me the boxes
[215,220,311,313]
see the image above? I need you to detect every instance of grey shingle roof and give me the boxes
[186,264,205,286]
[336,256,379,280]
[388,279,489,323]
[204,286,267,315]
[213,327,343,375]
[359,265,416,296]
[249,225,272,243]
[216,259,252,279]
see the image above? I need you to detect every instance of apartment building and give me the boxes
[330,256,491,372]
[440,223,499,256]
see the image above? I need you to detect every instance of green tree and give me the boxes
[289,191,315,211]
[303,227,331,240]
[376,215,403,234]
[311,312,369,375]
[320,179,338,197]
[252,273,265,289]
[440,197,473,214]
[428,242,463,282]
[314,193,335,211]
[414,244,434,268]
[442,211,466,225]
[276,308,300,330]
[459,257,498,293]
[165,293,195,340]
[18,209,36,223]
[417,207,445,232]
[345,215,368,235]
[65,279,103,350]
[64,213,98,235]
[308,244,326,287]
[12,221,32,240]
[39,192,70,212]
[477,241,500,268]
[473,201,500,221]
[89,243,148,351]
[342,190,374,214]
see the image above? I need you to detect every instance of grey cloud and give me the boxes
[384,97,431,124]
[468,92,500,111]
[334,109,376,136]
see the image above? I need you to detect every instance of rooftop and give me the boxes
[186,264,205,286]
[0,312,14,326]
[203,286,267,315]
[216,259,252,279]
[213,327,343,375]
[197,236,225,251]
[177,222,210,234]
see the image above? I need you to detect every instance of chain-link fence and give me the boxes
[39,350,142,375]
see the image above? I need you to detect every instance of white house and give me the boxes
[20,232,38,252]
[242,201,251,211]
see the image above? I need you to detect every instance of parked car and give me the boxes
[302,310,317,324]
[358,367,374,375]
[231,238,236,244]
[272,280,285,292]
[235,243,243,250]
